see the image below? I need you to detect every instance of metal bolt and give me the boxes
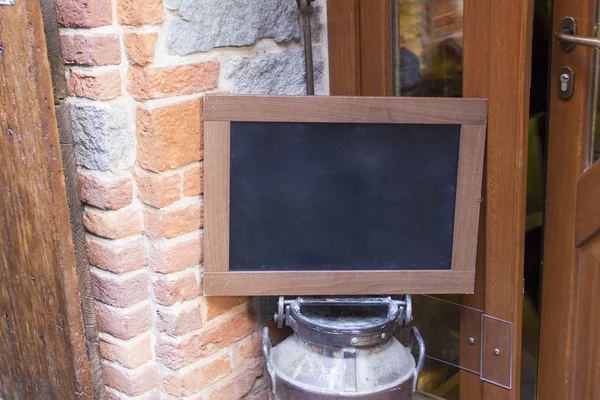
[476,196,484,203]
[494,348,501,356]
[468,337,475,345]
[351,337,358,345]
[381,333,386,339]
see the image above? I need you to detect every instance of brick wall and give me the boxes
[54,0,329,398]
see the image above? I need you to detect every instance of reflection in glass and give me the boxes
[392,0,464,97]
[397,295,482,399]
[416,358,461,400]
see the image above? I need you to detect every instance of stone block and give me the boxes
[69,99,135,171]
[167,0,301,55]
[229,46,325,95]
[164,0,181,11]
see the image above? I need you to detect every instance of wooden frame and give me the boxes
[327,0,392,96]
[203,95,487,296]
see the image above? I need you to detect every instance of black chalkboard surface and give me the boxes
[229,121,461,272]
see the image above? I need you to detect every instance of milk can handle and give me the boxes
[262,327,277,396]
[408,326,425,393]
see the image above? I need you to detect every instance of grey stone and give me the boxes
[69,99,135,172]
[167,0,323,56]
[164,0,182,11]
[231,46,325,95]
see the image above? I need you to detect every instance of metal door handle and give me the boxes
[555,16,600,51]
[555,32,600,49]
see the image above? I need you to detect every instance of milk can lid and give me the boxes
[284,297,409,347]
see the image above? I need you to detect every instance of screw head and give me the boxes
[468,337,475,345]
[351,337,358,345]
[381,333,386,339]
[494,348,501,356]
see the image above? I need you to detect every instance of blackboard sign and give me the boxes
[203,96,487,296]
[230,122,460,271]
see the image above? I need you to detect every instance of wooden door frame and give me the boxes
[0,0,95,397]
[538,0,600,398]
[327,1,534,399]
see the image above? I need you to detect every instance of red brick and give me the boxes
[102,361,159,397]
[152,269,200,306]
[183,163,203,197]
[147,235,202,273]
[143,200,203,239]
[205,297,248,321]
[135,169,180,208]
[162,354,232,397]
[79,171,132,210]
[198,309,257,352]
[99,332,153,369]
[156,309,256,369]
[55,0,112,28]
[128,63,219,101]
[105,387,160,400]
[154,334,199,370]
[209,357,263,400]
[87,235,146,274]
[91,268,149,308]
[95,301,152,340]
[67,69,122,100]
[156,300,203,337]
[236,334,262,361]
[84,206,143,239]
[136,98,203,172]
[61,33,121,66]
[117,0,163,26]
[124,33,158,65]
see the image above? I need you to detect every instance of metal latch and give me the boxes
[558,66,574,100]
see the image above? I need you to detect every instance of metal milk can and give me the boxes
[262,296,425,400]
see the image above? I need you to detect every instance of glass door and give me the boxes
[539,0,600,398]
[327,1,534,398]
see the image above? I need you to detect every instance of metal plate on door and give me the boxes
[558,66,574,99]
